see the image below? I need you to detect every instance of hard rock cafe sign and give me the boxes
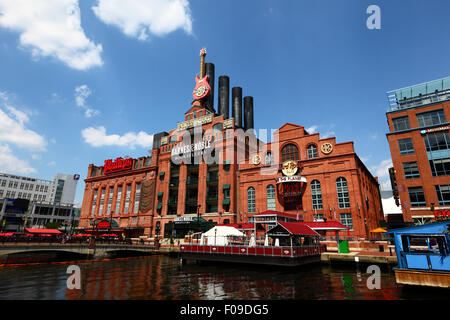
[104,157,133,174]
[281,160,298,176]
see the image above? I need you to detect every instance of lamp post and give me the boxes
[431,202,435,221]
[196,204,201,232]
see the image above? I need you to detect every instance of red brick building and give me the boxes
[386,77,450,224]
[79,49,384,239]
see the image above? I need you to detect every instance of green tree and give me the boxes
[44,221,61,229]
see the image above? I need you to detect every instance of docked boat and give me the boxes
[179,221,326,266]
[387,220,450,288]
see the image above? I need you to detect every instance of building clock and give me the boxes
[321,142,333,154]
[252,154,261,165]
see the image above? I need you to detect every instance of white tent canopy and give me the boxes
[201,226,245,245]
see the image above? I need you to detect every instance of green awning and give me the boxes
[156,203,162,209]
[222,184,230,190]
[222,199,230,205]
[157,192,163,197]
[159,172,165,176]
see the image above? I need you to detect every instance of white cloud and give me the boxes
[0,92,47,151]
[0,143,36,174]
[306,125,318,134]
[92,0,193,40]
[369,158,393,190]
[321,131,336,139]
[369,159,392,179]
[31,154,42,160]
[81,126,154,149]
[48,160,56,166]
[370,133,378,140]
[74,85,100,118]
[0,0,103,70]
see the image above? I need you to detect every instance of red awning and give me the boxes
[272,221,320,236]
[0,232,14,236]
[25,228,62,234]
[303,221,348,231]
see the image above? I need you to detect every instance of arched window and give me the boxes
[307,144,318,159]
[281,143,299,162]
[247,187,255,213]
[311,180,323,210]
[336,177,350,209]
[266,185,276,210]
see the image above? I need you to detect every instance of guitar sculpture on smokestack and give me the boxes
[192,48,211,103]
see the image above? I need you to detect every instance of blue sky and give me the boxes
[0,0,449,206]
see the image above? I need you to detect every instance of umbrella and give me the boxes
[275,238,280,247]
[264,234,269,246]
[370,227,387,233]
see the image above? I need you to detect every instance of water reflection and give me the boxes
[0,255,447,300]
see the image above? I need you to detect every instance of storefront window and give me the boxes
[266,185,276,210]
[281,143,299,162]
[336,177,350,209]
[311,180,323,210]
[247,187,255,213]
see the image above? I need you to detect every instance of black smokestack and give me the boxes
[218,75,229,119]
[244,96,254,130]
[205,63,215,113]
[232,87,242,128]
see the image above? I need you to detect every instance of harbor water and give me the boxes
[0,255,448,300]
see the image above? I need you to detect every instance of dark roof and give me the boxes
[217,223,255,230]
[268,221,319,236]
[254,210,298,220]
[303,221,348,230]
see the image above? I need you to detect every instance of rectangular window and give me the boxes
[0,190,3,197]
[8,181,13,188]
[91,189,98,216]
[18,192,22,198]
[6,191,11,198]
[115,185,122,215]
[124,184,131,214]
[392,116,410,131]
[98,188,105,216]
[430,158,450,176]
[313,214,324,222]
[13,182,17,188]
[340,213,353,230]
[403,162,420,179]
[19,183,24,189]
[408,187,426,207]
[107,186,113,215]
[1,180,5,187]
[417,109,446,127]
[424,132,450,152]
[398,138,415,155]
[133,183,141,214]
[435,185,450,206]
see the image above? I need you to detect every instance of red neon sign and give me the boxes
[104,157,133,174]
[434,210,450,218]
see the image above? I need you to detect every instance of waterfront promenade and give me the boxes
[0,239,397,266]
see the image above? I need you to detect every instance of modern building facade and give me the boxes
[78,49,384,239]
[0,172,79,205]
[386,76,450,224]
[0,198,78,232]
